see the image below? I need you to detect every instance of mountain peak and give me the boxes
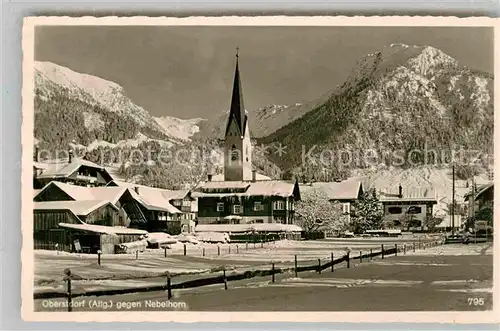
[35,61,122,95]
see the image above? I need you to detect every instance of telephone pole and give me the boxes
[451,164,455,234]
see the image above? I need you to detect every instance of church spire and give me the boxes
[225,48,246,137]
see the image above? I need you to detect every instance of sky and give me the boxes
[35,26,493,120]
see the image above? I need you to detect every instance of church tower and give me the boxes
[224,49,252,181]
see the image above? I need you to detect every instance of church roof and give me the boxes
[225,54,247,137]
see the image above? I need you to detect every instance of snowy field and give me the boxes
[34,236,452,294]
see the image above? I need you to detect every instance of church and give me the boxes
[193,51,301,229]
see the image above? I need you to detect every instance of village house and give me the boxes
[33,150,113,188]
[464,182,493,218]
[379,184,438,230]
[192,51,302,237]
[301,180,364,223]
[107,180,195,232]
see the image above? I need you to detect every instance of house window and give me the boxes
[274,216,285,223]
[254,201,264,211]
[342,203,350,214]
[255,219,264,223]
[273,201,285,210]
[182,199,190,207]
[233,204,242,214]
[388,207,402,214]
[173,200,181,207]
[407,206,422,214]
[217,202,224,212]
[158,212,167,221]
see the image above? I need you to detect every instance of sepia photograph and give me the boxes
[22,16,497,322]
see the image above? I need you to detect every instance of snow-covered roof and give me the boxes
[128,187,183,214]
[37,158,111,179]
[109,180,190,200]
[193,180,297,198]
[301,180,363,200]
[33,189,41,198]
[33,162,48,170]
[58,223,148,235]
[379,187,437,203]
[464,183,493,202]
[35,181,128,205]
[34,200,117,216]
[195,223,302,233]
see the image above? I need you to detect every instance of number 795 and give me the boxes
[468,297,484,306]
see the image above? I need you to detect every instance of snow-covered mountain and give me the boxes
[261,44,494,174]
[153,116,206,141]
[202,91,333,139]
[35,61,167,133]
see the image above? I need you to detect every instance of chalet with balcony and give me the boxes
[193,176,301,226]
[33,153,113,188]
[379,184,438,230]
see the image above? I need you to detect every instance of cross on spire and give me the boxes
[236,46,239,58]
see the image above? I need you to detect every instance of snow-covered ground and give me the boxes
[34,239,488,295]
[406,243,493,256]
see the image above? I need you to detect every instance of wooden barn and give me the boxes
[33,200,130,253]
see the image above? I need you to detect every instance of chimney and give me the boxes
[68,149,74,163]
[134,186,139,195]
[207,174,212,182]
[398,184,403,198]
[252,169,257,182]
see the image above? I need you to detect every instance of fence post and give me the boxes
[136,251,138,260]
[164,246,167,258]
[413,241,416,252]
[64,269,72,312]
[223,269,228,290]
[272,263,275,283]
[246,242,248,250]
[318,259,321,273]
[359,251,362,263]
[229,246,231,254]
[381,244,384,259]
[370,248,373,260]
[166,273,172,299]
[347,252,350,268]
[261,240,263,248]
[294,255,298,277]
[184,244,187,256]
[218,246,220,256]
[395,244,398,256]
[202,247,205,257]
[403,244,406,255]
[97,250,101,265]
[331,252,334,272]
[236,245,239,254]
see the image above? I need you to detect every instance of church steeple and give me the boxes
[223,48,252,182]
[225,48,247,137]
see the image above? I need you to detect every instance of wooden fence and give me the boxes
[34,240,444,311]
